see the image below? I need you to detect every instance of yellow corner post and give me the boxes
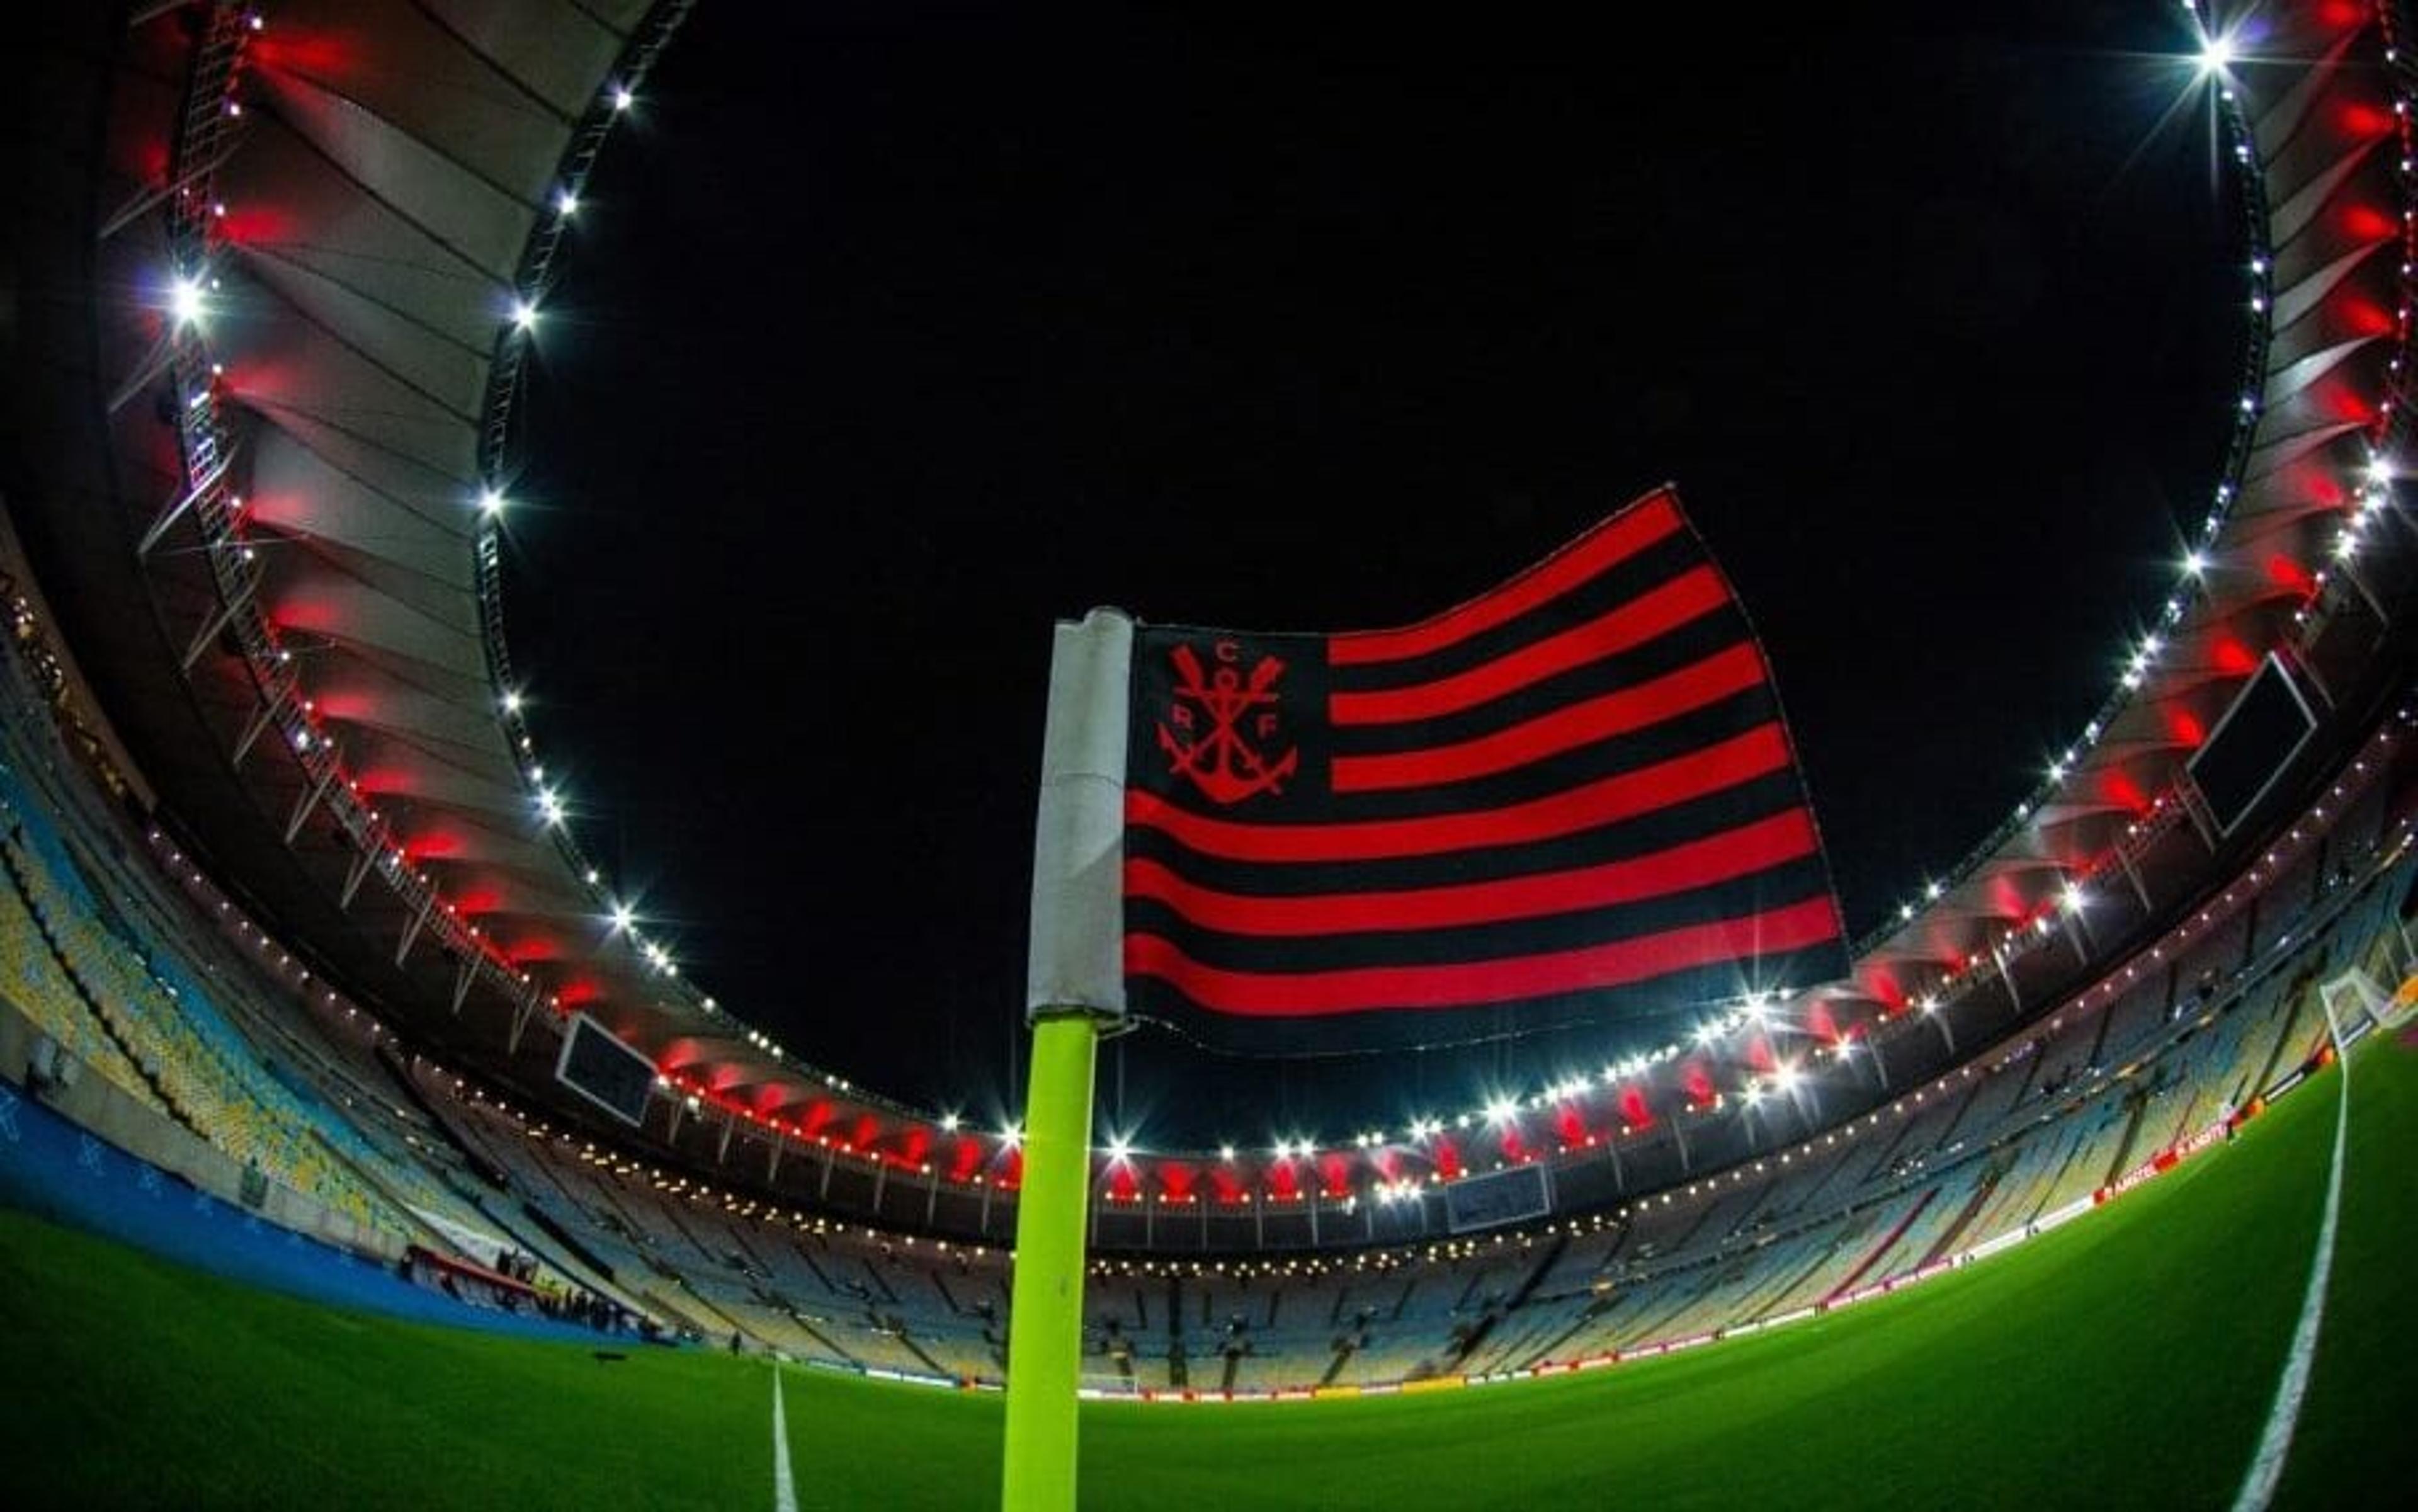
[999,1010,1101,1510]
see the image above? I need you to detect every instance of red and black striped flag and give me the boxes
[1027,486,1846,1054]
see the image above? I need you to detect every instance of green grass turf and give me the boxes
[3,1032,2411,1509]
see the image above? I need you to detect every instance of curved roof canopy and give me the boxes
[4,0,2412,1233]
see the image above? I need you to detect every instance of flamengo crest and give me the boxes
[1156,640,1298,805]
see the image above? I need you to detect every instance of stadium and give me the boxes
[2,0,2415,1507]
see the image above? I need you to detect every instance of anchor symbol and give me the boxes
[1156,642,1298,805]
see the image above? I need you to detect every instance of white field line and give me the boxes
[773,1366,798,1512]
[2230,1050,2351,1512]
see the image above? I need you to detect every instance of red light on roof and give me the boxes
[2338,102,2395,139]
[2101,770,2150,816]
[2341,203,2397,242]
[2263,556,2315,596]
[949,1136,983,1183]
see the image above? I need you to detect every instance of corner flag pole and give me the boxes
[1006,610,1134,1511]
[1001,1010,1102,1509]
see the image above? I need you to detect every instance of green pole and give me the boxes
[1000,1010,1102,1511]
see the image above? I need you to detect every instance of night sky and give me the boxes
[505,3,2247,1144]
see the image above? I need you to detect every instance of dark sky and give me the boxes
[506,3,2246,1144]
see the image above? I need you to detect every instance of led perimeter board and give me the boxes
[554,1013,657,1127]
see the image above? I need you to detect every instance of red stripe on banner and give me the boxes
[1331,567,1731,727]
[1332,642,1766,794]
[1127,722,1793,863]
[1125,895,1841,1016]
[1127,809,1819,937]
[1331,493,1684,668]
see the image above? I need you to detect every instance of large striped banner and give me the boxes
[1120,486,1846,1054]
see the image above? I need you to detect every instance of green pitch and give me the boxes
[3,1032,2411,1509]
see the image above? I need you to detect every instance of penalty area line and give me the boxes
[2229,1046,2351,1512]
[773,1365,798,1512]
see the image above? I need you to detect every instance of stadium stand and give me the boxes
[1,400,2413,1394]
[315,810,2410,1392]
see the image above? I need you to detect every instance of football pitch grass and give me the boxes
[3,1031,2412,1509]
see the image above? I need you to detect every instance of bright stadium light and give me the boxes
[501,689,523,713]
[1218,1144,1236,1162]
[608,899,636,932]
[478,486,507,516]
[611,82,635,112]
[511,297,540,331]
[2182,549,2207,578]
[555,187,579,217]
[2197,32,2235,74]
[1001,1122,1022,1151]
[1694,1020,1722,1047]
[1772,1061,1801,1096]
[1106,1134,1132,1162]
[1484,1096,1519,1125]
[169,274,207,327]
[939,1113,960,1133]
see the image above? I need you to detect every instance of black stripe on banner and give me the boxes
[1328,606,1753,755]
[1127,770,1813,897]
[1125,855,1837,976]
[1317,686,1783,821]
[1125,941,1852,1058]
[1327,530,1710,693]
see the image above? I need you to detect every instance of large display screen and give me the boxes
[2187,656,2318,836]
[1443,1162,1552,1232]
[553,1013,656,1127]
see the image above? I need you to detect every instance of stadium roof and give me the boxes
[4,0,2412,1197]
